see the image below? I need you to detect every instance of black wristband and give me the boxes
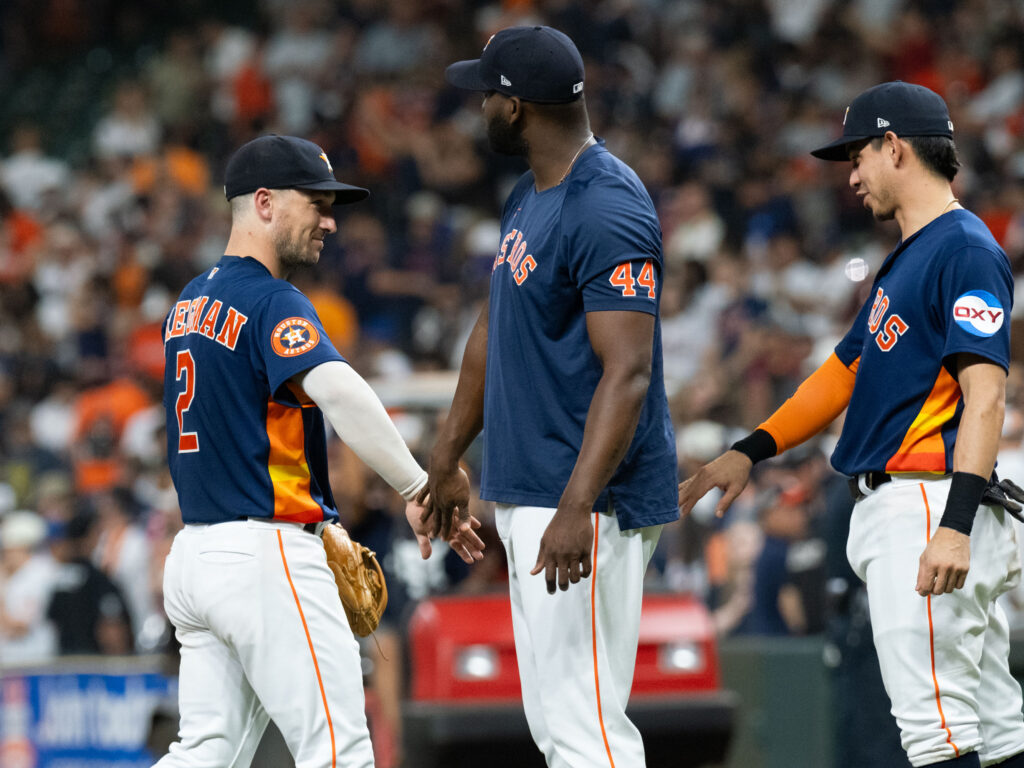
[938,471,988,535]
[729,429,778,465]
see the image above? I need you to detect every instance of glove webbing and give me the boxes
[982,472,1024,523]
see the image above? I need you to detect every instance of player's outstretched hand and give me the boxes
[678,450,753,518]
[418,465,471,539]
[530,508,593,594]
[405,498,485,564]
[447,514,486,564]
[915,527,970,595]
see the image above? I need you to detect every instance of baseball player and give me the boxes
[156,135,483,768]
[680,82,1024,768]
[423,27,679,768]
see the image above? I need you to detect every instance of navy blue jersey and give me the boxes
[163,256,345,525]
[831,210,1012,475]
[480,140,679,530]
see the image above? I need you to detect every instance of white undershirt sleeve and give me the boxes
[298,360,427,501]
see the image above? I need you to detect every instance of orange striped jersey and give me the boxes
[831,209,1012,476]
[163,256,344,525]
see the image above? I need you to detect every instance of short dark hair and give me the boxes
[874,135,960,181]
[532,95,589,131]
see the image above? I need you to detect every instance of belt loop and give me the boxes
[858,473,872,498]
[304,521,326,536]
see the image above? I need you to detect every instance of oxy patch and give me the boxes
[953,290,1004,337]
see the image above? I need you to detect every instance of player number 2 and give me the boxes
[609,260,657,299]
[175,350,200,453]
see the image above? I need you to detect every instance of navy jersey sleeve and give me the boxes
[938,246,1013,372]
[835,292,873,366]
[562,176,663,315]
[254,287,346,401]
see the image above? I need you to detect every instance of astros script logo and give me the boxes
[271,317,320,357]
[953,290,1004,338]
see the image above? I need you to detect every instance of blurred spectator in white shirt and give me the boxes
[201,21,259,124]
[92,80,162,161]
[663,181,726,269]
[263,0,334,134]
[144,31,208,131]
[0,123,69,213]
[0,510,57,666]
[968,41,1024,124]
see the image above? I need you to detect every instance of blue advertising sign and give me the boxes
[0,667,175,768]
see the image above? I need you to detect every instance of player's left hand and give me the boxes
[915,526,970,595]
[447,513,486,564]
[405,498,485,564]
[678,450,753,518]
[530,508,593,594]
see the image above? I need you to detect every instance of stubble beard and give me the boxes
[863,178,897,222]
[867,194,896,222]
[275,229,319,280]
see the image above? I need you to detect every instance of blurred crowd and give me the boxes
[4,0,1024,759]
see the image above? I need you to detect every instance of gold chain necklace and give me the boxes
[558,134,594,185]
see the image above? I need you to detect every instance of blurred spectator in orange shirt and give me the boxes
[72,377,152,494]
[0,189,43,285]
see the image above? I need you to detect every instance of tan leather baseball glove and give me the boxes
[321,522,388,637]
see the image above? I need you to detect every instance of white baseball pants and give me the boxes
[847,475,1024,767]
[495,504,662,768]
[154,519,374,768]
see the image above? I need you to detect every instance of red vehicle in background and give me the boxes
[403,591,736,768]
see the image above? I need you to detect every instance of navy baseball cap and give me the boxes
[811,81,954,161]
[445,26,584,104]
[224,135,369,204]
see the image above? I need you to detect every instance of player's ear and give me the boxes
[883,131,904,166]
[253,188,274,222]
[507,95,524,125]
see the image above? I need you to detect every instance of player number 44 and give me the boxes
[175,350,200,453]
[609,260,657,299]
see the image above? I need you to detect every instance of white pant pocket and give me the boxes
[198,549,256,564]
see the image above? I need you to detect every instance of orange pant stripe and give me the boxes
[921,483,960,758]
[278,531,337,767]
[590,514,616,768]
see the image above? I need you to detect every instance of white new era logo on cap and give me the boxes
[573,81,583,94]
[877,117,891,128]
[500,75,511,86]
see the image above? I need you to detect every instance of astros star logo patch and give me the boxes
[271,317,320,357]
